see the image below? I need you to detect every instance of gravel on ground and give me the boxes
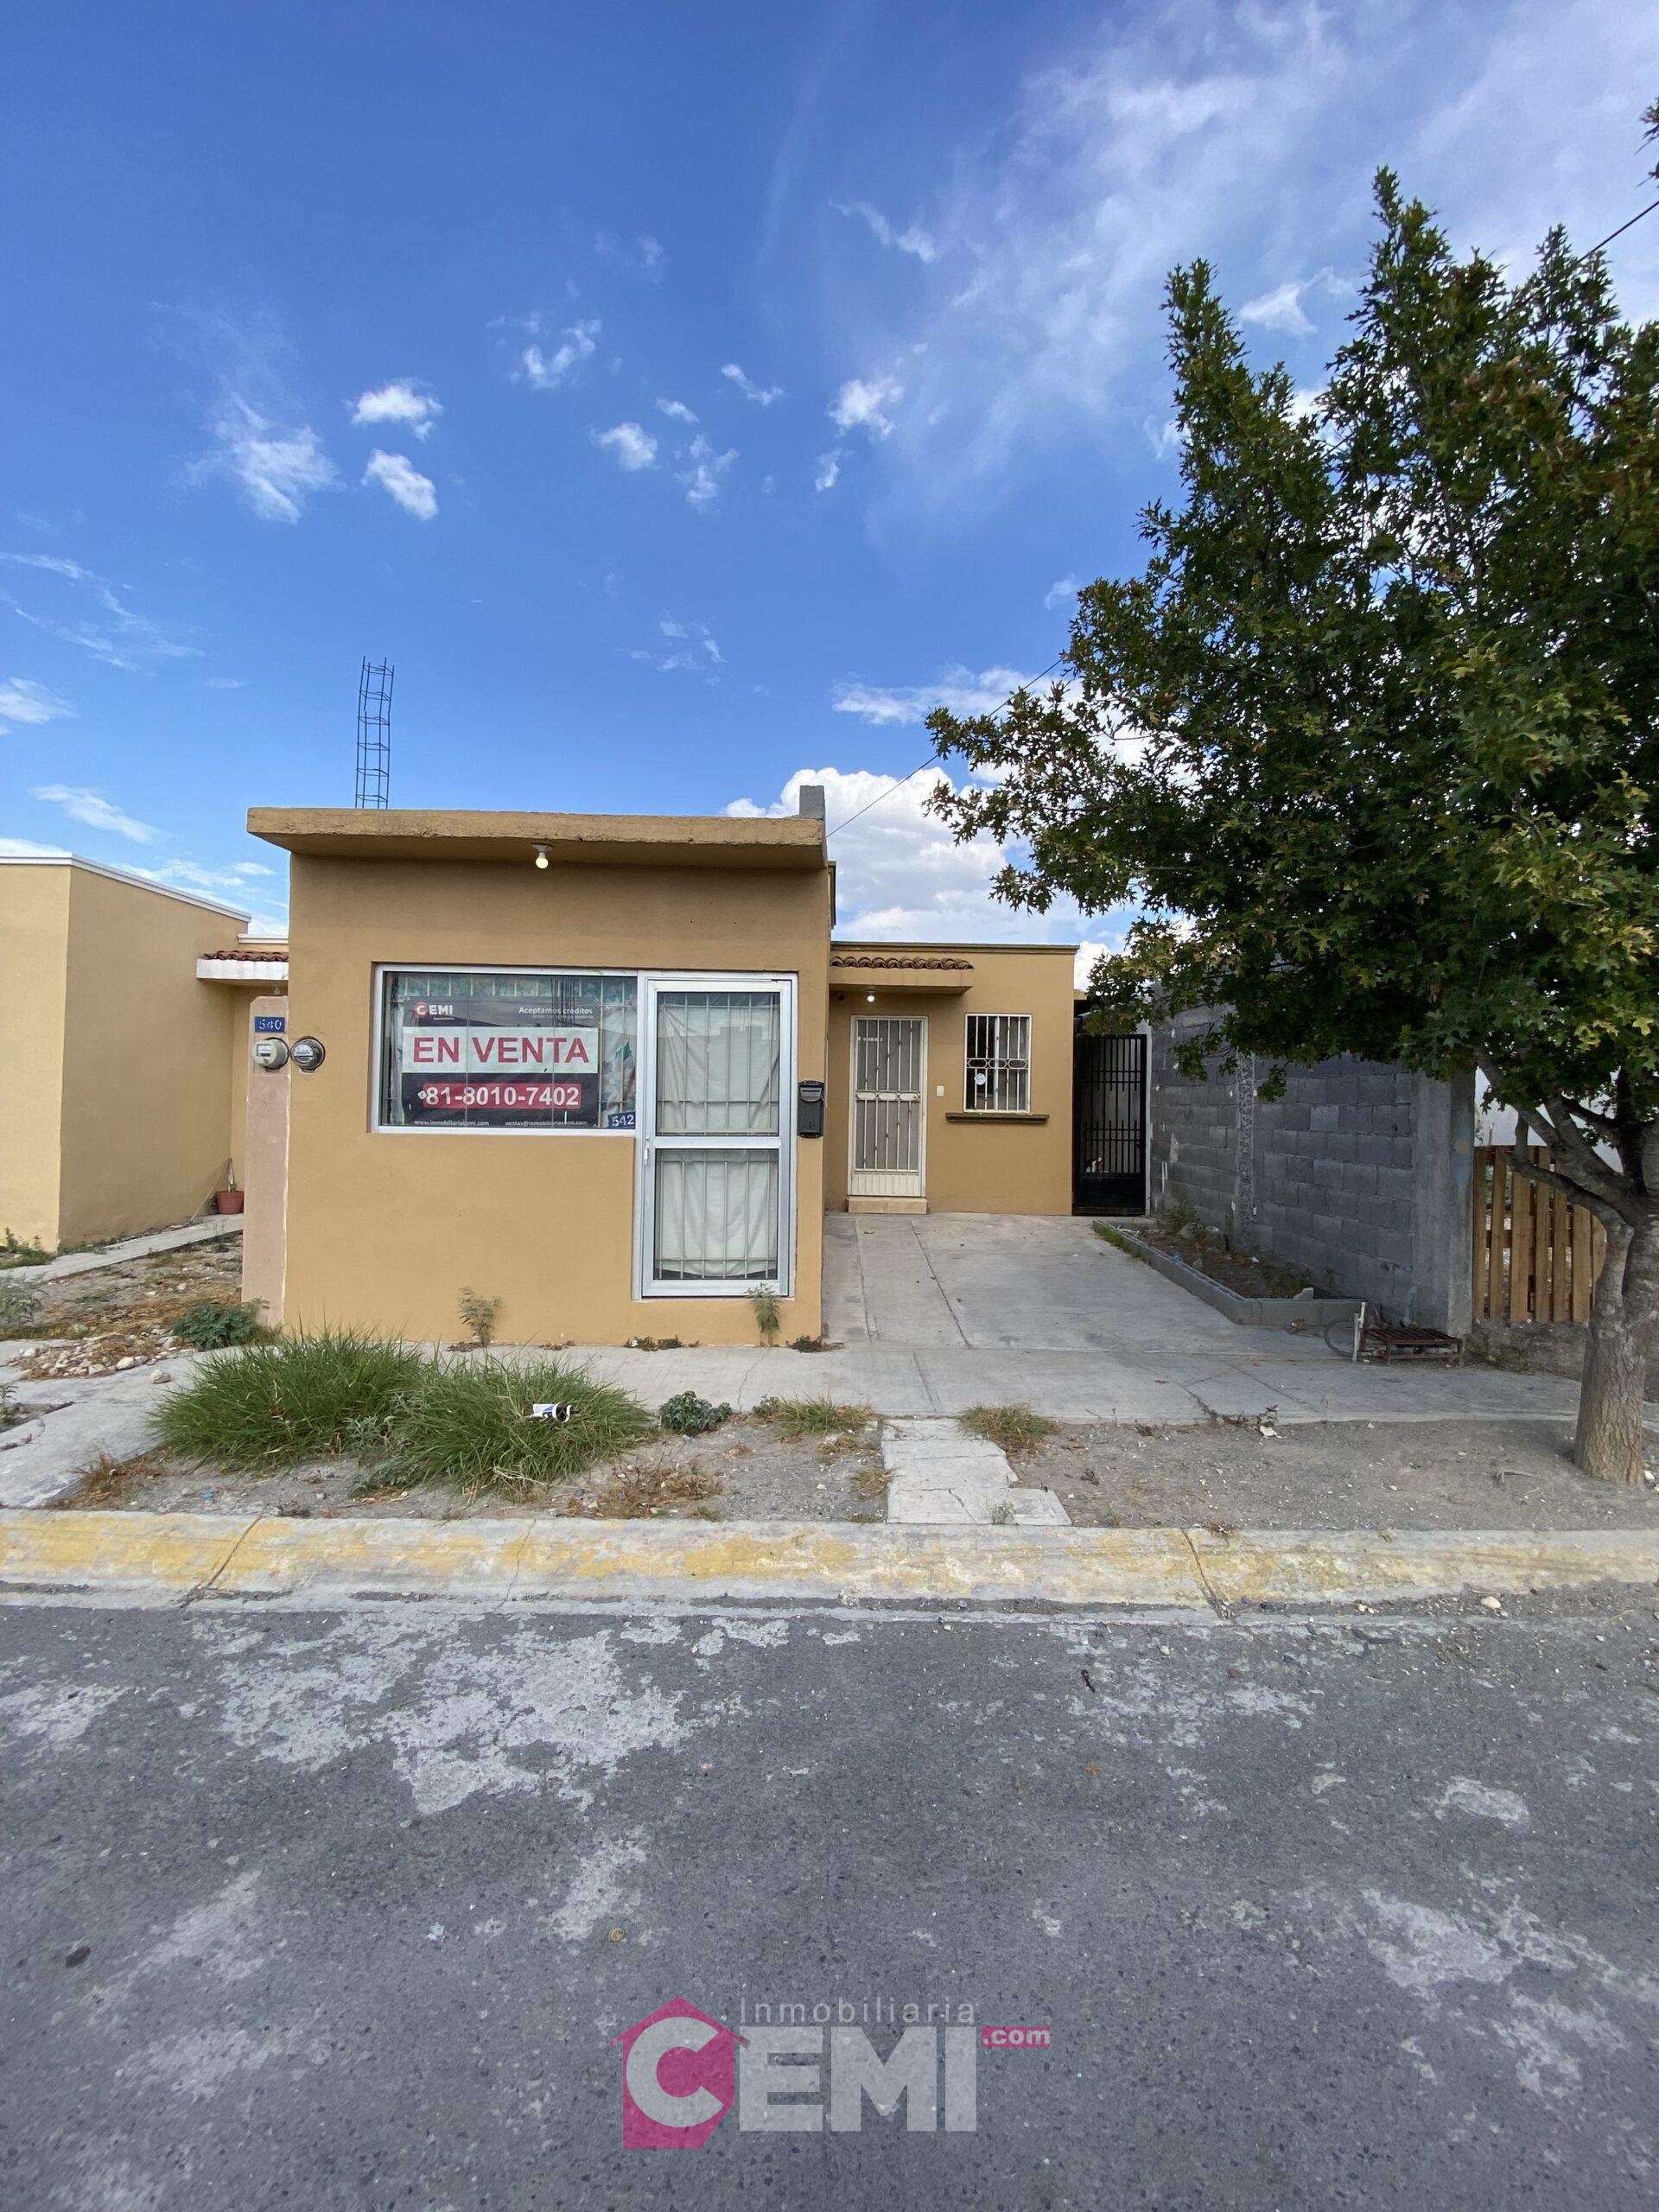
[1010,1414,1659,1529]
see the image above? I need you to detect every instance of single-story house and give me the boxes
[238,794,1094,1344]
[0,852,286,1252]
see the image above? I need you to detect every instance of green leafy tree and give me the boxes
[931,121,1659,1481]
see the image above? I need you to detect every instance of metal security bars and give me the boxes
[1072,1029,1146,1213]
[851,1016,925,1197]
[964,1014,1031,1113]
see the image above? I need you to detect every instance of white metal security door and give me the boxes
[638,977,795,1297]
[849,1016,925,1200]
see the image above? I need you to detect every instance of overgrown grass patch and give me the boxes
[958,1403,1058,1456]
[753,1395,874,1442]
[153,1328,425,1469]
[373,1357,651,1497]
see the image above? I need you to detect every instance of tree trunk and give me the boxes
[1573,1217,1657,1483]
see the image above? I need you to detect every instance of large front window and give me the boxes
[377,968,637,1130]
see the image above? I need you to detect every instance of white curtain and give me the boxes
[655,993,779,1135]
[653,1150,779,1281]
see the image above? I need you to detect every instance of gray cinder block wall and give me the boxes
[1148,1011,1475,1332]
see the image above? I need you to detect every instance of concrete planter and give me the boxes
[1107,1228,1362,1332]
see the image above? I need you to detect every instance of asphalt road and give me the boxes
[1,1592,1656,2209]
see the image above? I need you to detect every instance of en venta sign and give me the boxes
[397,996,601,1126]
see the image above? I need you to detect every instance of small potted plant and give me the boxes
[213,1164,245,1216]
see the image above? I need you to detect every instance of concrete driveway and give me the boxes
[825,1211,1244,1352]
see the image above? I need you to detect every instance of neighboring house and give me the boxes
[0,853,286,1252]
[238,796,1092,1344]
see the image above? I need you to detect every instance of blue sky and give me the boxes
[3,0,1656,961]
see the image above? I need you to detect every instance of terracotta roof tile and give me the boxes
[831,951,974,971]
[207,945,289,961]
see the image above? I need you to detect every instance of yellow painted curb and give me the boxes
[0,1510,262,1593]
[2,1510,1656,1608]
[1191,1528,1659,1605]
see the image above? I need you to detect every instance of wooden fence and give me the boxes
[1471,1146,1606,1325]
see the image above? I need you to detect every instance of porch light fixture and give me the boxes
[867,993,875,1002]
[533,843,550,869]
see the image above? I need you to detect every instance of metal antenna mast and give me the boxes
[355,658,393,808]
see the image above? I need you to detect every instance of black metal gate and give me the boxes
[1073,1029,1146,1214]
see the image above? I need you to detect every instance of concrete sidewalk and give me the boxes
[556,1337,1590,1425]
[1,1216,242,1287]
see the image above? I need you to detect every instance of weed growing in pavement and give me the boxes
[958,1403,1059,1456]
[747,1287,781,1342]
[458,1288,502,1348]
[754,1395,874,1442]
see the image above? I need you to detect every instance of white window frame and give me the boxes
[963,1013,1032,1114]
[369,962,639,1136]
[632,971,798,1301]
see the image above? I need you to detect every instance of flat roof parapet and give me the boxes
[248,807,828,871]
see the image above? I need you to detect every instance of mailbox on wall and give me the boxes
[797,1080,825,1138]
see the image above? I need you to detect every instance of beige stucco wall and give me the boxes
[0,866,72,1249]
[276,850,832,1346]
[54,868,245,1247]
[824,944,1076,1215]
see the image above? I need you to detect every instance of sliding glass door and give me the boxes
[638,977,794,1297]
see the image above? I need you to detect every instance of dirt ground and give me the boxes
[48,1411,889,1522]
[8,1241,245,1379]
[1011,1415,1659,1530]
[1107,1220,1313,1300]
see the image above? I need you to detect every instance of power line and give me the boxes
[1586,195,1659,257]
[826,654,1069,838]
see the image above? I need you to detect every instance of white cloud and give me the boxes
[831,664,1039,727]
[206,676,244,690]
[830,375,903,440]
[591,422,658,472]
[363,449,439,519]
[0,836,69,857]
[203,397,337,523]
[1044,575,1080,612]
[815,448,844,493]
[676,434,736,511]
[30,784,159,844]
[1238,279,1313,335]
[727,764,1128,953]
[657,397,699,424]
[595,231,665,279]
[143,859,276,893]
[632,616,721,675]
[349,379,442,438]
[1239,268,1351,335]
[0,555,200,671]
[520,319,601,390]
[835,0,1659,514]
[721,362,783,406]
[0,677,71,733]
[832,200,938,262]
